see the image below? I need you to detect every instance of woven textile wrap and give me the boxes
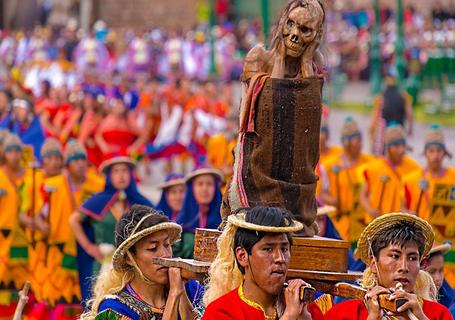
[223,75,323,236]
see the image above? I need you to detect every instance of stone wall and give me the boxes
[96,0,200,30]
[2,0,39,30]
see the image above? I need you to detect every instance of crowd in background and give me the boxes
[323,1,455,85]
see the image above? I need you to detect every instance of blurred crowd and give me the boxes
[324,1,455,85]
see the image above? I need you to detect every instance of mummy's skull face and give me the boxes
[282,1,323,58]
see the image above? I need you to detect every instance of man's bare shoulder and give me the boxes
[242,45,271,81]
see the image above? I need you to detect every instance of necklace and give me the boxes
[238,283,277,320]
[126,283,165,313]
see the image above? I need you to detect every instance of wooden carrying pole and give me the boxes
[13,281,30,320]
[152,229,364,300]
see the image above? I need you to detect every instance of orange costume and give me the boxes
[324,153,374,241]
[206,133,236,184]
[40,170,104,305]
[0,166,28,303]
[403,125,455,287]
[319,145,342,166]
[362,156,420,218]
[404,167,455,286]
[20,167,48,301]
[0,135,29,311]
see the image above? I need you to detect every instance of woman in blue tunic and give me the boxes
[80,204,202,320]
[174,167,223,259]
[155,173,185,222]
[70,155,153,304]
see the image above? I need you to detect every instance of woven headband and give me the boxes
[131,213,154,236]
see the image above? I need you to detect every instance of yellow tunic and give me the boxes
[207,134,235,169]
[362,156,420,218]
[324,153,375,242]
[20,168,47,301]
[206,133,236,190]
[73,170,105,206]
[40,171,104,305]
[21,168,45,218]
[403,167,455,220]
[404,167,455,287]
[0,167,28,303]
[315,163,328,201]
[319,145,342,166]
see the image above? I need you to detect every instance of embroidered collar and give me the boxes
[238,283,277,320]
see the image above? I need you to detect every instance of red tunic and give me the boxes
[324,299,452,320]
[202,287,324,320]
[97,114,139,161]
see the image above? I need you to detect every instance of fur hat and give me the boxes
[2,133,23,152]
[384,123,411,150]
[340,116,361,143]
[41,138,63,159]
[423,124,452,158]
[64,140,87,165]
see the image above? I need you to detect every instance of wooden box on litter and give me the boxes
[194,229,350,274]
[289,236,350,273]
[193,228,222,262]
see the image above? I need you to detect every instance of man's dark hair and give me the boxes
[233,206,294,274]
[371,220,426,261]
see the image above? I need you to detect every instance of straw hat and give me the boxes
[41,137,63,159]
[426,242,452,258]
[423,124,452,158]
[184,167,224,183]
[112,211,182,271]
[99,155,136,173]
[64,140,87,165]
[155,173,185,190]
[356,212,434,264]
[227,211,303,233]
